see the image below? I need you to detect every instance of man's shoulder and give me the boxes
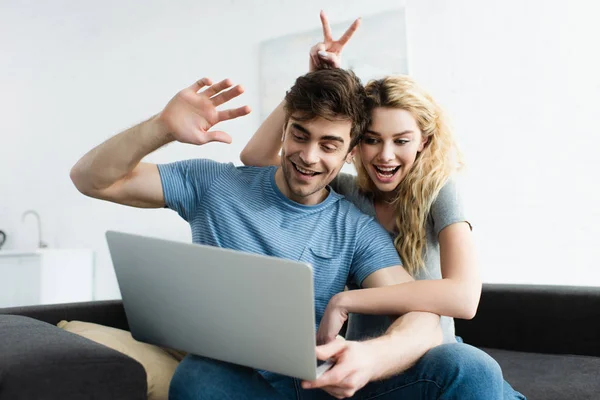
[188,160,274,180]
[236,164,276,176]
[331,196,394,246]
[334,195,378,227]
[159,159,275,190]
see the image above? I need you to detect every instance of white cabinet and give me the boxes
[0,249,95,307]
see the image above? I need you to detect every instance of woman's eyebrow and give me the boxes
[365,129,414,136]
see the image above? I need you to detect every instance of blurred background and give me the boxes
[1,0,599,304]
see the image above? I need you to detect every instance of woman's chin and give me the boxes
[368,174,401,194]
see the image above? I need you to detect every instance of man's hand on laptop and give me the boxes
[155,77,251,146]
[301,339,379,399]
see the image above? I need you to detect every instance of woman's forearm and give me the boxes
[240,100,285,166]
[337,278,482,320]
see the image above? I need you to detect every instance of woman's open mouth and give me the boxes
[373,165,401,182]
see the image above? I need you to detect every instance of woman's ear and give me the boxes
[418,135,429,152]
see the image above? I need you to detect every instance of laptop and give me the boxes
[105,230,334,381]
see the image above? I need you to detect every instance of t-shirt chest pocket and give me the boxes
[298,245,346,294]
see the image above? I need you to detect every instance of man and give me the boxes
[71,69,496,399]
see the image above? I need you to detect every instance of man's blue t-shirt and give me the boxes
[157,159,401,326]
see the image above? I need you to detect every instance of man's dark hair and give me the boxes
[284,69,370,151]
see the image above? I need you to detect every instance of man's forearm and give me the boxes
[363,311,442,380]
[70,115,171,193]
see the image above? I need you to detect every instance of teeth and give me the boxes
[376,166,398,172]
[295,164,316,175]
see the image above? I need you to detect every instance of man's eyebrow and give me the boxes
[365,129,414,137]
[291,122,311,135]
[321,135,345,144]
[291,123,345,144]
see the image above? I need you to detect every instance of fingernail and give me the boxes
[318,51,328,58]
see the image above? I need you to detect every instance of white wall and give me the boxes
[1,0,599,300]
[406,0,600,286]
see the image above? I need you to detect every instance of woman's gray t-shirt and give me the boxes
[330,173,469,344]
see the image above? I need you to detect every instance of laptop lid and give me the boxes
[106,230,322,380]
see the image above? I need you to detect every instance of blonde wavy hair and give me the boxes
[355,75,463,276]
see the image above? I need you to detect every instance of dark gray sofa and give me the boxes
[454,284,600,399]
[1,284,599,399]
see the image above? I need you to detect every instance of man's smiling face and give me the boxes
[276,114,355,205]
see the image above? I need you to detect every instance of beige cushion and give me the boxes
[58,320,185,400]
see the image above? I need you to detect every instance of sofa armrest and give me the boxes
[0,314,146,400]
[0,300,129,330]
[454,283,600,356]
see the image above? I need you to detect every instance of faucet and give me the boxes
[22,210,48,248]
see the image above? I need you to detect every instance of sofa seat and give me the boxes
[0,315,147,400]
[484,347,600,400]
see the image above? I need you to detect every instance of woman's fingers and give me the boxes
[309,42,328,71]
[320,10,333,42]
[318,51,342,68]
[310,42,327,58]
[338,17,361,46]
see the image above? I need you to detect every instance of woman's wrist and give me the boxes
[331,290,357,313]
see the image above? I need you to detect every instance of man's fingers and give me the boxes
[217,105,252,122]
[320,10,333,42]
[202,131,232,144]
[188,77,213,93]
[316,338,346,360]
[211,85,245,107]
[322,387,348,399]
[338,17,361,46]
[323,386,355,399]
[202,78,234,98]
[304,363,352,389]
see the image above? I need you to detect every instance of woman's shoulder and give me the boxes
[430,177,470,235]
[330,172,360,196]
[331,173,376,216]
[433,178,461,206]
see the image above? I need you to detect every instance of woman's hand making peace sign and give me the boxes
[309,10,361,72]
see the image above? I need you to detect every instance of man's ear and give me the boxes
[345,147,357,164]
[281,121,289,142]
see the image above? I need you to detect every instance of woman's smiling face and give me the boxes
[359,107,428,193]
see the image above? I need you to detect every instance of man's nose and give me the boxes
[299,144,320,165]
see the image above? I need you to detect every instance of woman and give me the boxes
[241,11,477,346]
[241,11,525,399]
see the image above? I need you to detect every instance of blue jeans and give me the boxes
[169,342,526,399]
